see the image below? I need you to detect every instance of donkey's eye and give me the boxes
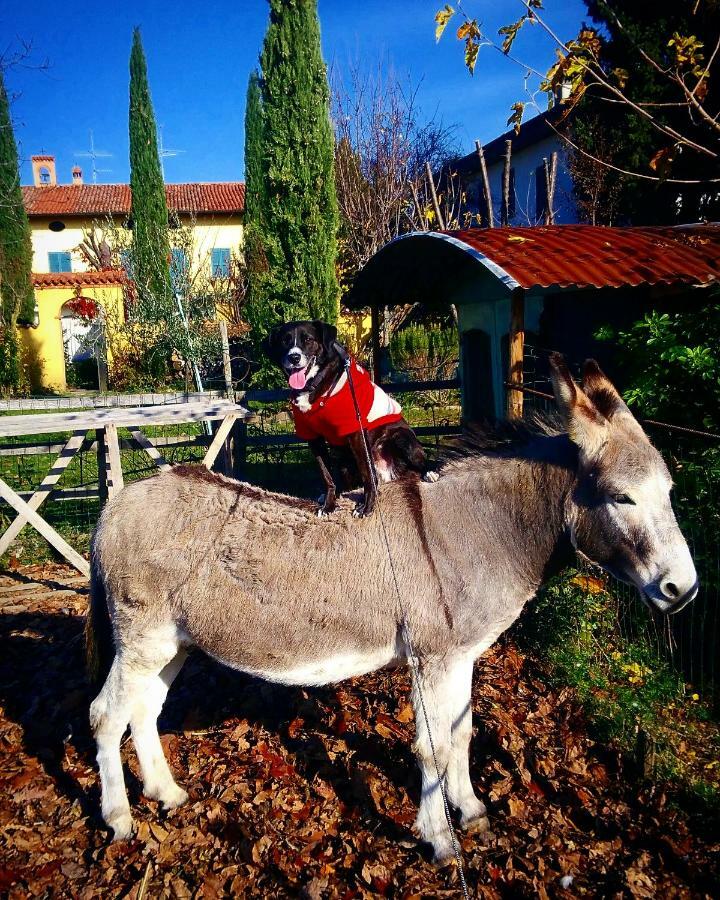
[611,493,635,505]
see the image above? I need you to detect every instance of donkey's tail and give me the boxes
[85,558,115,688]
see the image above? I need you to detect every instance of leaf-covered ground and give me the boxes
[0,564,718,898]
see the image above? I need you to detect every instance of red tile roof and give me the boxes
[22,182,245,217]
[32,270,127,288]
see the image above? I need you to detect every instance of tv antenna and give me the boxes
[158,125,185,179]
[158,125,185,181]
[74,130,113,183]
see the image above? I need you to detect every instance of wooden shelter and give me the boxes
[346,225,720,420]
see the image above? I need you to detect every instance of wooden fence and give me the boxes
[0,380,461,578]
[0,400,251,576]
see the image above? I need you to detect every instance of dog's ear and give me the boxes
[264,323,285,360]
[314,320,338,354]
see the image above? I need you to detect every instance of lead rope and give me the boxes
[342,356,470,899]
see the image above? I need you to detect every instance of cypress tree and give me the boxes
[244,70,264,232]
[245,0,339,354]
[128,28,171,309]
[0,68,34,390]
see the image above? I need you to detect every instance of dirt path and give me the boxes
[0,565,717,898]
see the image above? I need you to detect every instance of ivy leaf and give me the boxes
[498,15,528,55]
[434,5,455,43]
[611,67,629,88]
[465,36,480,74]
[507,101,525,134]
[649,145,676,180]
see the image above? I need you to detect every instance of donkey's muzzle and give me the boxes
[666,580,699,615]
[646,579,699,615]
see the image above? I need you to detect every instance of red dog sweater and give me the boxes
[291,360,403,446]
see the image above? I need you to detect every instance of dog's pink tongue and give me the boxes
[288,370,307,390]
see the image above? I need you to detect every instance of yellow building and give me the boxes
[21,155,245,392]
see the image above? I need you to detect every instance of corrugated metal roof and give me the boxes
[22,182,245,217]
[346,224,720,309]
[441,225,720,289]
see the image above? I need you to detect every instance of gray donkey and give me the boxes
[86,356,697,863]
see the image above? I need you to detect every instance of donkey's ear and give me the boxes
[314,320,338,354]
[581,359,631,420]
[549,353,608,459]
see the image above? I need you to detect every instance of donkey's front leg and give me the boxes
[410,658,458,865]
[446,655,489,833]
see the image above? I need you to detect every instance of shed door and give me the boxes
[461,328,494,422]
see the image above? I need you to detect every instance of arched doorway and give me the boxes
[61,296,102,389]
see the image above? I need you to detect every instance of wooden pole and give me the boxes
[548,151,558,225]
[501,140,512,227]
[370,303,381,382]
[507,288,525,419]
[219,320,233,399]
[474,140,494,228]
[425,160,446,231]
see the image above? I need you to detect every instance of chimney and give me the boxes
[72,165,83,186]
[31,154,57,187]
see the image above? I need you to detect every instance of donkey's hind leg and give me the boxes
[90,653,138,840]
[90,628,183,840]
[130,649,188,810]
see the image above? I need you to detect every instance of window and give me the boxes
[535,165,548,222]
[170,248,187,290]
[211,247,230,278]
[48,251,72,273]
[48,220,66,232]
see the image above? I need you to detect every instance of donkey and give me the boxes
[86,356,697,863]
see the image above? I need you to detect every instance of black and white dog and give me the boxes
[267,320,436,517]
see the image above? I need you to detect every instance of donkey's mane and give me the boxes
[438,413,564,469]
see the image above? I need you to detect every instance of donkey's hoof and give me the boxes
[108,810,135,842]
[161,785,189,811]
[432,844,457,868]
[462,814,491,834]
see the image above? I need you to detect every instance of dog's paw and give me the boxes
[422,470,440,483]
[352,504,365,518]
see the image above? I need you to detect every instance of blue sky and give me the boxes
[4,0,589,186]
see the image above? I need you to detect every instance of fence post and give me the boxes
[229,418,247,481]
[96,427,109,505]
[507,288,525,419]
[219,320,233,399]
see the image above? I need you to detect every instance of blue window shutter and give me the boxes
[49,251,72,273]
[211,248,230,278]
